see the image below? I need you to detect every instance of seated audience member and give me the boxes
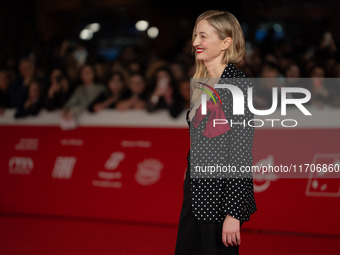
[15,80,43,118]
[0,69,11,114]
[89,71,129,113]
[116,72,147,110]
[146,66,186,118]
[10,57,36,109]
[45,68,71,111]
[62,64,106,120]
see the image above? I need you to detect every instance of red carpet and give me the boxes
[1,214,339,255]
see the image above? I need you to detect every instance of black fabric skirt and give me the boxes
[174,161,243,255]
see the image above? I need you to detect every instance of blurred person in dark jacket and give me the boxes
[146,66,186,118]
[10,57,36,108]
[253,62,283,109]
[178,78,191,110]
[330,63,340,107]
[305,64,330,108]
[0,69,11,115]
[88,71,130,113]
[116,72,147,110]
[45,68,71,111]
[15,80,43,118]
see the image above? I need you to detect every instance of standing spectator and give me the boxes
[116,72,147,110]
[170,62,185,82]
[10,57,36,108]
[309,64,329,107]
[146,66,185,118]
[284,63,305,101]
[45,68,71,111]
[178,78,191,110]
[0,69,11,114]
[14,80,43,118]
[285,63,301,79]
[253,62,283,109]
[61,64,106,120]
[88,71,129,112]
[330,63,340,107]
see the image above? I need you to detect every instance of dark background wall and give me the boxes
[0,0,339,64]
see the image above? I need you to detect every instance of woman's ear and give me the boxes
[222,37,232,51]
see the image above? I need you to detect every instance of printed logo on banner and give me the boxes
[52,156,77,179]
[105,152,125,170]
[92,151,125,188]
[194,78,313,129]
[15,138,38,151]
[135,158,163,186]
[60,139,83,146]
[121,140,151,148]
[253,155,279,192]
[306,154,340,197]
[8,157,34,174]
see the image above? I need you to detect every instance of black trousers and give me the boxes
[174,162,244,255]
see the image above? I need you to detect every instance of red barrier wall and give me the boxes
[1,111,340,235]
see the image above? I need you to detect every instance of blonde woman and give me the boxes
[175,10,257,255]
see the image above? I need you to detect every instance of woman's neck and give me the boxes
[204,58,227,78]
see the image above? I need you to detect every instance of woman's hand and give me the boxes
[93,103,104,113]
[222,214,240,247]
[48,82,61,98]
[61,109,74,120]
[116,100,131,111]
[154,77,169,97]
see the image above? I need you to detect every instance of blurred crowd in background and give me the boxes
[0,28,340,120]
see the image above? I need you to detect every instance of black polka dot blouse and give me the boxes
[186,63,257,223]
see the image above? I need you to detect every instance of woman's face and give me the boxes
[81,66,94,84]
[19,60,34,78]
[156,70,170,83]
[311,67,325,78]
[108,74,123,93]
[193,19,228,64]
[129,75,145,95]
[286,65,300,78]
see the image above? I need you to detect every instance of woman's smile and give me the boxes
[196,47,205,54]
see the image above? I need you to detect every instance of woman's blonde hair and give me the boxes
[193,10,245,79]
[190,10,245,109]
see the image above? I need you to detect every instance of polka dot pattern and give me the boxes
[186,63,257,223]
